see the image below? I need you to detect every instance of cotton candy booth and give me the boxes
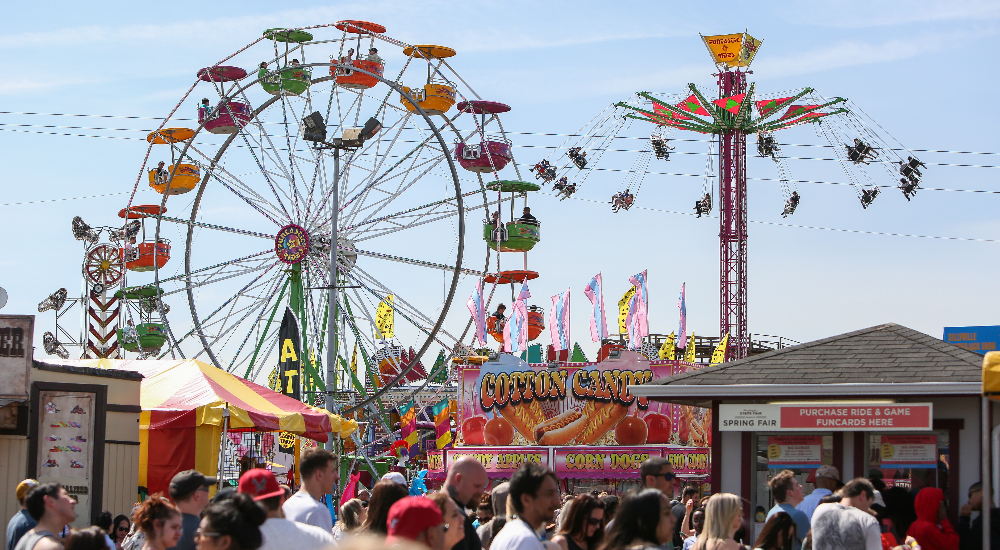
[40,359,357,496]
[448,351,711,495]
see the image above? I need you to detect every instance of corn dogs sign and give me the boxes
[458,351,712,448]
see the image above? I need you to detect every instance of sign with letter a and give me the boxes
[277,307,302,401]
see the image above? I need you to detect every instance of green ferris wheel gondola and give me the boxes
[259,66,312,96]
[486,180,540,193]
[116,323,168,353]
[483,222,540,252]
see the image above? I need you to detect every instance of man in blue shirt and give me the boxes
[765,470,810,550]
[6,480,38,550]
[796,465,840,520]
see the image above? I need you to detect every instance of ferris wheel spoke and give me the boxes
[207,168,287,226]
[349,209,459,242]
[188,265,281,357]
[176,257,276,297]
[338,153,448,229]
[341,187,481,233]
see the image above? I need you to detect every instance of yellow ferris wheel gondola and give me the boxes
[146,128,199,195]
[400,45,457,116]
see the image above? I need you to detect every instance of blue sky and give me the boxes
[1,0,999,376]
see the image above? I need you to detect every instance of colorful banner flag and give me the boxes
[684,331,697,363]
[503,300,529,354]
[467,280,487,346]
[549,289,571,352]
[710,333,729,365]
[659,332,676,360]
[740,34,763,66]
[350,342,357,375]
[432,398,452,449]
[626,270,649,349]
[517,280,531,301]
[677,94,711,116]
[376,295,394,339]
[399,399,419,456]
[701,33,744,66]
[277,307,301,401]
[584,273,608,342]
[678,284,688,349]
[779,105,820,121]
[618,286,636,335]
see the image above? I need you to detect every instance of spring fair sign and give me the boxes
[457,351,711,447]
[719,403,933,431]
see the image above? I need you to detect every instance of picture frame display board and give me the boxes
[36,390,97,527]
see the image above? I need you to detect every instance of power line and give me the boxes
[540,191,1000,244]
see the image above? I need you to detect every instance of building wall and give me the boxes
[720,431,742,496]
[0,436,29,528]
[931,396,980,499]
[102,443,140,516]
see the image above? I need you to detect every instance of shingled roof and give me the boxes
[649,323,983,386]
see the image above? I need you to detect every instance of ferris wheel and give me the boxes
[118,21,521,424]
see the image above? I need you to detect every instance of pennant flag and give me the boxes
[430,350,448,383]
[677,284,688,349]
[467,280,487,347]
[376,295,394,339]
[503,300,529,353]
[570,343,588,362]
[549,289,571,352]
[584,273,608,342]
[618,286,636,335]
[432,398,452,449]
[659,332,676,360]
[713,93,746,115]
[756,97,792,118]
[517,280,531,301]
[740,34,763,66]
[779,105,820,121]
[340,471,361,505]
[649,100,690,125]
[277,307,302,401]
[350,342,357,375]
[684,331,697,363]
[710,333,729,365]
[399,399,420,456]
[626,270,649,349]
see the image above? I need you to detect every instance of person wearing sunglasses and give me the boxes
[428,492,467,550]
[553,495,606,550]
[195,493,265,550]
[640,457,677,497]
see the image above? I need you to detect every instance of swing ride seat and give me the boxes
[400,83,457,116]
[199,101,253,134]
[333,59,384,89]
[148,163,200,195]
[259,66,312,96]
[115,323,167,353]
[483,222,540,252]
[486,316,504,343]
[454,137,512,173]
[485,180,541,193]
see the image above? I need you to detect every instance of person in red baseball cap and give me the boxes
[237,469,333,550]
[386,497,446,550]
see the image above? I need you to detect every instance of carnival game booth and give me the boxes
[452,351,711,495]
[630,323,987,540]
[40,359,357,496]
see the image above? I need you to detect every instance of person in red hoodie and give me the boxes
[908,488,958,550]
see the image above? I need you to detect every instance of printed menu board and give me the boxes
[36,390,96,527]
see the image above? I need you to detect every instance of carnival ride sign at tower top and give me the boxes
[701,32,762,68]
[457,351,712,448]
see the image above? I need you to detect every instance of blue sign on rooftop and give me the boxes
[943,325,1000,355]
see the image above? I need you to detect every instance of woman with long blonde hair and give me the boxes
[694,494,744,550]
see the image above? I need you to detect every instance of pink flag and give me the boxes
[503,300,529,353]
[549,289,571,352]
[340,471,360,506]
[626,270,649,348]
[467,280,487,346]
[678,283,687,349]
[583,273,608,342]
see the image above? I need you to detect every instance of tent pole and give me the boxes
[218,404,230,489]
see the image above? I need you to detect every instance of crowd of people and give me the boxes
[6,450,996,550]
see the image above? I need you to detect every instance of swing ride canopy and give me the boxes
[40,358,358,440]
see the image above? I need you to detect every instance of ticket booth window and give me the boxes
[753,434,834,536]
[867,431,948,493]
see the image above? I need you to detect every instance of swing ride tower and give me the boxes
[717,67,748,362]
[617,32,853,361]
